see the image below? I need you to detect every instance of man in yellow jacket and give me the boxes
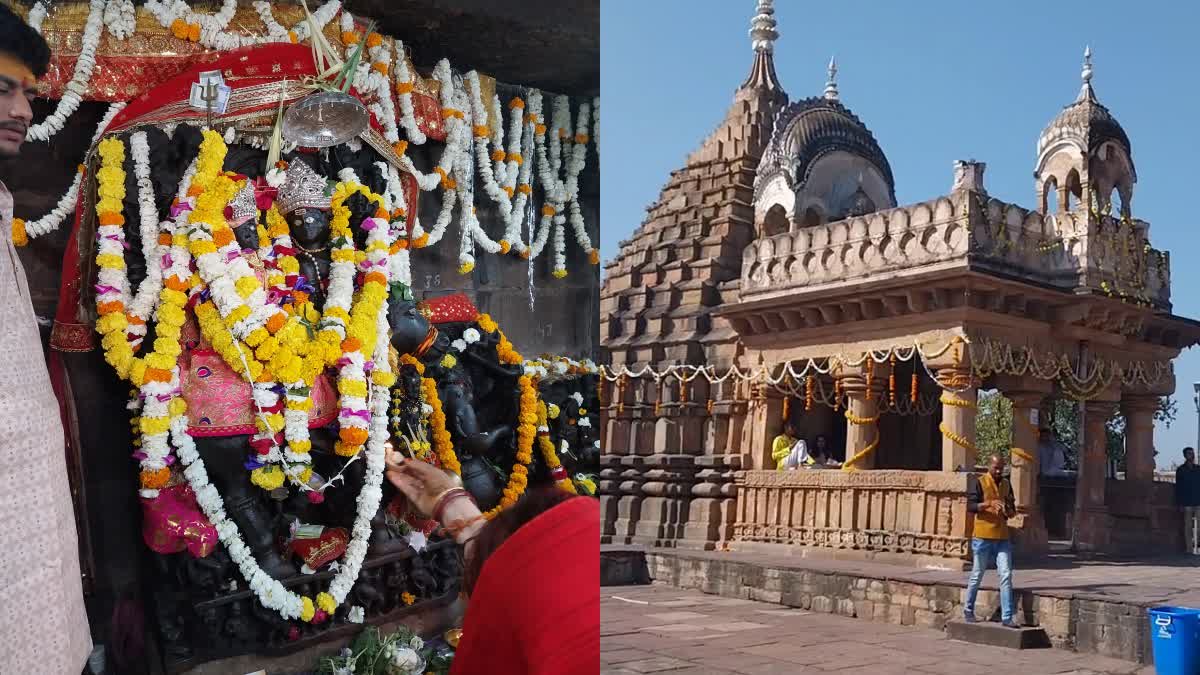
[963,455,1018,628]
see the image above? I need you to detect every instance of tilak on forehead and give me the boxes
[0,52,36,89]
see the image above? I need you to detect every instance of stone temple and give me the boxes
[599,0,1200,566]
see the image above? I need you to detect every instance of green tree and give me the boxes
[974,395,1177,471]
[974,390,1012,465]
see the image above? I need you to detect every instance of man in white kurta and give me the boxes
[0,4,93,672]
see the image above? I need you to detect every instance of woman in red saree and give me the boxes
[386,455,599,675]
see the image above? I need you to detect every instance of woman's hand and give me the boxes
[384,452,460,517]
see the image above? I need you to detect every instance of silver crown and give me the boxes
[277,161,331,214]
[227,182,258,228]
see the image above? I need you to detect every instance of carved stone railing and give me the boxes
[741,194,1171,308]
[732,469,972,563]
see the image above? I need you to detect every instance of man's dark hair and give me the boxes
[1186,447,1195,455]
[0,3,51,79]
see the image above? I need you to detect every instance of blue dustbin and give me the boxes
[1149,606,1200,675]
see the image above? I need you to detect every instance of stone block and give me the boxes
[600,547,651,586]
[811,596,834,614]
[914,609,948,630]
[837,598,856,617]
[854,600,876,621]
[946,620,1052,649]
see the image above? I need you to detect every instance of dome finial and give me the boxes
[824,56,839,100]
[1077,45,1096,102]
[749,0,778,53]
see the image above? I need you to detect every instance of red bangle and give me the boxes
[432,488,473,524]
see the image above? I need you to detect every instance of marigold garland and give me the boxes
[483,375,537,520]
[536,400,576,494]
[421,377,460,475]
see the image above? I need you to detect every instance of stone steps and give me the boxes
[947,619,1052,650]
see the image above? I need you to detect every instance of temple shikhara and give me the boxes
[3,0,598,671]
[600,0,1200,566]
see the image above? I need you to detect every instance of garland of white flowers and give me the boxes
[26,1,48,33]
[592,96,599,157]
[26,0,105,143]
[126,131,167,348]
[103,0,137,40]
[393,41,427,146]
[528,94,593,277]
[21,102,125,241]
[143,0,341,51]
[377,162,413,286]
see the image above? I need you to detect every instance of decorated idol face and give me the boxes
[289,207,330,248]
[232,217,258,251]
[388,299,433,356]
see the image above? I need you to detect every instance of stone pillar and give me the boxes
[744,385,784,470]
[936,367,979,472]
[839,372,881,470]
[1121,395,1158,488]
[1006,389,1050,555]
[1075,399,1118,552]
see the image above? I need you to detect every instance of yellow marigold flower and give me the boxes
[401,592,415,606]
[300,596,315,622]
[317,592,337,614]
[11,218,27,247]
[338,379,369,398]
[552,268,568,279]
[440,354,457,369]
[235,275,260,298]
[96,253,126,270]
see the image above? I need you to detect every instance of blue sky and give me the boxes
[600,1,1200,467]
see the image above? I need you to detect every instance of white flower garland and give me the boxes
[27,0,105,143]
[26,2,48,33]
[394,41,427,146]
[19,99,124,241]
[144,0,341,51]
[103,0,137,40]
[378,162,412,286]
[592,96,600,157]
[126,131,167,347]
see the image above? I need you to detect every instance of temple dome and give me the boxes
[1033,47,1136,217]
[753,94,896,229]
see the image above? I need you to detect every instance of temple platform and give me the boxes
[605,544,1200,666]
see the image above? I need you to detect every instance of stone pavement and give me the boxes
[601,584,1153,675]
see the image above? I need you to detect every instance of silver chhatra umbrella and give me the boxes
[281,90,369,148]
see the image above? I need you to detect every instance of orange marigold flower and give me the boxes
[364,271,387,286]
[98,212,125,226]
[534,123,547,136]
[395,81,414,95]
[391,207,406,219]
[186,185,204,198]
[145,367,173,383]
[502,186,514,198]
[508,97,525,110]
[374,207,389,219]
[339,427,369,446]
[292,291,310,305]
[170,18,188,39]
[265,313,286,334]
[77,164,86,173]
[98,301,125,315]
[472,124,489,138]
[499,240,512,254]
[589,249,600,265]
[366,32,383,48]
[140,467,171,490]
[164,275,189,292]
[371,62,389,76]
[10,218,26,248]
[412,233,430,248]
[275,160,288,170]
[288,30,298,44]
[341,337,362,353]
[574,133,590,144]
[541,205,556,216]
[392,140,408,157]
[341,31,358,44]
[508,152,523,165]
[518,184,532,195]
[519,249,531,260]
[558,127,568,139]
[157,233,173,245]
[212,228,234,247]
[187,23,200,42]
[490,149,506,162]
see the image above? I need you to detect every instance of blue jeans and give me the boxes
[964,538,1013,622]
